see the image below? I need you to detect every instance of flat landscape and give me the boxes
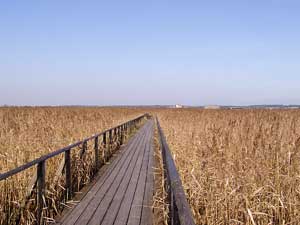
[2,1,300,224]
[157,108,300,224]
[1,107,300,224]
[0,107,146,224]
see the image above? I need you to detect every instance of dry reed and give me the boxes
[156,109,300,225]
[3,107,300,225]
[0,106,145,224]
[153,120,169,225]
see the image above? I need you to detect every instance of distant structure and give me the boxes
[229,106,243,109]
[204,105,221,109]
[175,104,183,108]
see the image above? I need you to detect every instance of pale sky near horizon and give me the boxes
[1,0,300,106]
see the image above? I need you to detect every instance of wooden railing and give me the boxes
[156,118,195,225]
[0,114,149,225]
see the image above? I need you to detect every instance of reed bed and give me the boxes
[0,106,145,224]
[156,109,300,225]
[153,122,168,225]
[3,107,300,224]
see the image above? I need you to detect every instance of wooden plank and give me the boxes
[57,132,140,224]
[140,125,154,225]
[59,122,149,225]
[61,126,147,225]
[58,120,155,225]
[71,123,150,225]
[110,121,153,224]
[98,123,150,225]
[127,121,154,225]
[83,123,150,225]
[113,121,153,225]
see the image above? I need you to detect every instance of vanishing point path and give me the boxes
[56,119,154,225]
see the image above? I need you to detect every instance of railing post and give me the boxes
[117,127,120,146]
[109,129,112,156]
[109,129,112,144]
[37,161,45,225]
[103,132,107,162]
[94,136,100,169]
[120,126,123,145]
[114,128,117,147]
[115,127,118,146]
[0,114,149,225]
[80,141,87,159]
[65,149,72,200]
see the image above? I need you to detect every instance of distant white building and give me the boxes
[175,104,183,108]
[204,105,221,109]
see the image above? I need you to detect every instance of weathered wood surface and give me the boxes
[156,119,195,225]
[56,120,154,225]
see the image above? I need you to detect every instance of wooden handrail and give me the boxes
[0,114,148,181]
[156,118,195,225]
[0,113,149,224]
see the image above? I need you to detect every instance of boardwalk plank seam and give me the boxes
[109,124,151,224]
[59,123,147,225]
[112,125,152,225]
[140,129,154,225]
[58,127,143,224]
[97,123,150,225]
[127,122,153,225]
[86,123,149,225]
[58,120,154,225]
[73,125,148,224]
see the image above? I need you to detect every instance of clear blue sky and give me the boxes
[1,0,300,106]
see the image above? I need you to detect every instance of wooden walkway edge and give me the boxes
[56,120,154,225]
[157,119,195,225]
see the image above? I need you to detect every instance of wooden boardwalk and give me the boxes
[56,119,154,225]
